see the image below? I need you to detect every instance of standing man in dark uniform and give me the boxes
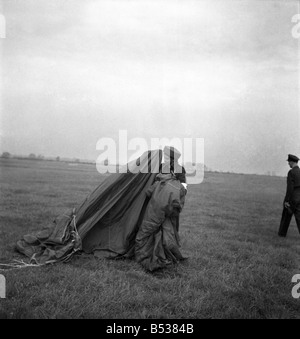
[278,154,300,237]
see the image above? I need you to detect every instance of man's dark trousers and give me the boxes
[278,190,300,237]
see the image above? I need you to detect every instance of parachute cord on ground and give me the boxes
[0,259,46,271]
[72,208,78,235]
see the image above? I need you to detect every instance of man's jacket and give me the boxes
[285,166,300,203]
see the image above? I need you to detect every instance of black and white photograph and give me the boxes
[0,0,300,322]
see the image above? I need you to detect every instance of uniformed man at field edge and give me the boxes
[278,154,300,237]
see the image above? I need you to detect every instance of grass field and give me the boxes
[0,158,299,319]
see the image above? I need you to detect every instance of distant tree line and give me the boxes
[1,152,61,162]
[1,152,11,158]
[0,152,95,165]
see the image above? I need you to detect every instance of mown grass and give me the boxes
[0,158,299,319]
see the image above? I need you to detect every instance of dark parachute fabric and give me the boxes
[16,150,163,265]
[80,150,162,258]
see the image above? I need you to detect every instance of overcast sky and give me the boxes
[0,0,299,175]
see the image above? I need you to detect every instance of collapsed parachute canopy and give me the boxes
[16,149,186,271]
